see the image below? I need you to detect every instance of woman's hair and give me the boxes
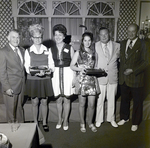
[28,24,44,37]
[52,24,67,37]
[79,32,95,60]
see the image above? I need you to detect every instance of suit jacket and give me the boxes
[119,38,148,87]
[0,44,25,95]
[95,40,120,84]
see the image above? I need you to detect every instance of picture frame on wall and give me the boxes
[139,1,150,39]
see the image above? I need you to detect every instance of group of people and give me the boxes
[0,23,148,133]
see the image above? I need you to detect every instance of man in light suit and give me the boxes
[0,29,25,122]
[118,24,148,131]
[95,27,120,128]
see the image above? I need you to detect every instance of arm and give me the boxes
[0,50,13,96]
[132,41,149,75]
[70,51,86,74]
[125,41,149,76]
[24,49,31,74]
[94,52,98,69]
[70,46,74,59]
[48,48,55,72]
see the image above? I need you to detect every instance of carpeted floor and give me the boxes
[39,120,150,148]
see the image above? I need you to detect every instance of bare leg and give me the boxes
[88,96,96,125]
[78,95,86,125]
[56,97,63,125]
[63,97,70,126]
[41,98,48,125]
[31,97,39,124]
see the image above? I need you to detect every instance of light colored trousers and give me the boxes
[96,83,117,123]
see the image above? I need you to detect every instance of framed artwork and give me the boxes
[139,1,150,30]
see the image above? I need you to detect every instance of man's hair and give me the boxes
[7,29,20,36]
[128,23,139,31]
[99,27,109,33]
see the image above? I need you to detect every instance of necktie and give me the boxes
[14,48,21,62]
[126,41,132,58]
[104,44,110,61]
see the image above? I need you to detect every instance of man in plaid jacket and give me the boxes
[117,23,149,131]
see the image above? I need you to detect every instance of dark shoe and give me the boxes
[43,125,49,132]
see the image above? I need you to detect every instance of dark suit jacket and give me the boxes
[119,38,149,87]
[0,44,25,95]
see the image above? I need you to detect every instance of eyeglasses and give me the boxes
[32,36,42,39]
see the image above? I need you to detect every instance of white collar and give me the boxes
[30,44,47,54]
[9,43,18,51]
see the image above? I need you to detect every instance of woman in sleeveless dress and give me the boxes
[24,24,54,132]
[51,24,74,130]
[70,32,100,132]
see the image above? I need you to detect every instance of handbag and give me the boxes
[86,69,107,77]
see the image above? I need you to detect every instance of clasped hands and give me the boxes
[35,69,52,77]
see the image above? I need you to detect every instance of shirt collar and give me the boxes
[30,44,47,54]
[9,43,18,51]
[127,37,138,45]
[101,40,111,48]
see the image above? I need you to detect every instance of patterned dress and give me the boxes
[75,51,98,96]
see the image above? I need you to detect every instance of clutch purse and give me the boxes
[86,69,107,77]
[29,66,49,76]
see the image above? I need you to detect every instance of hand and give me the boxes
[45,69,52,75]
[80,67,86,75]
[6,89,13,97]
[35,70,45,76]
[124,69,133,75]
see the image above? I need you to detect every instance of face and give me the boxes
[7,31,20,47]
[54,31,65,44]
[83,36,92,48]
[99,29,110,44]
[127,25,138,40]
[31,32,42,45]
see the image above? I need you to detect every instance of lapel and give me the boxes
[6,44,23,68]
[125,38,140,62]
[108,41,115,63]
[18,46,25,65]
[121,40,128,62]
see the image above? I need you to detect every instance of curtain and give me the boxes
[51,18,82,37]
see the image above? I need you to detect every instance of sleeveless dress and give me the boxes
[75,51,99,96]
[25,47,54,98]
[51,44,74,98]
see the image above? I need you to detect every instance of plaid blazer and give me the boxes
[119,38,148,88]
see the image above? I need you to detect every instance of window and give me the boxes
[53,1,80,15]
[18,1,46,15]
[87,2,114,16]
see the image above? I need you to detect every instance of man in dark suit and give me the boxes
[0,29,25,122]
[117,24,149,131]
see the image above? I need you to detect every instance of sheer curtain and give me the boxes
[51,18,82,36]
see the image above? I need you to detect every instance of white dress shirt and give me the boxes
[125,38,138,53]
[101,40,113,58]
[24,44,55,74]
